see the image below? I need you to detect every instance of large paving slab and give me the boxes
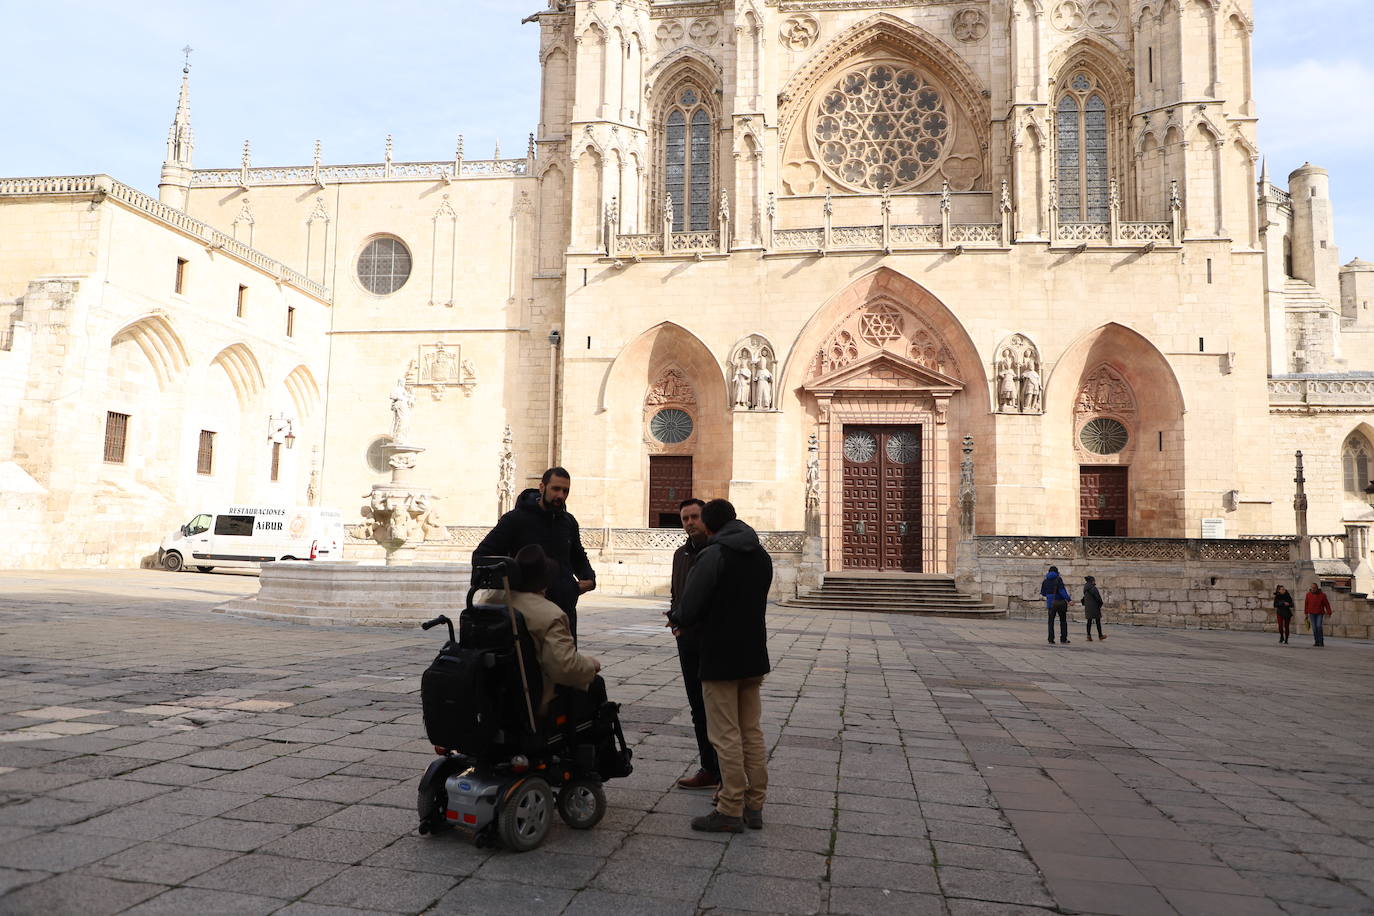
[0,569,1372,914]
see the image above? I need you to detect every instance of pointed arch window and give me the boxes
[1056,72,1110,222]
[662,84,713,232]
[1344,434,1372,498]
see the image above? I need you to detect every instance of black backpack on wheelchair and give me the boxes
[415,558,632,851]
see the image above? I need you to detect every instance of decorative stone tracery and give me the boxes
[780,15,820,51]
[811,298,958,379]
[645,366,697,453]
[1074,363,1137,462]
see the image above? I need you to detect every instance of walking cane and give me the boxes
[502,573,538,733]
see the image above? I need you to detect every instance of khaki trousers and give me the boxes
[702,675,767,817]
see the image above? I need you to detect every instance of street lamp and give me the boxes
[268,415,296,449]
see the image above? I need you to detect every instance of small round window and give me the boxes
[366,436,394,474]
[649,409,693,444]
[357,237,412,295]
[1080,418,1129,455]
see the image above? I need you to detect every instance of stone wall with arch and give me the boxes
[575,321,732,527]
[1045,324,1187,537]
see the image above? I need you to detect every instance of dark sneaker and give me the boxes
[1060,639,1071,644]
[677,769,721,790]
[743,806,763,830]
[691,810,743,833]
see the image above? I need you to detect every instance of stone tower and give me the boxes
[158,57,195,209]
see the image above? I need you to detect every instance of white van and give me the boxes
[159,506,345,573]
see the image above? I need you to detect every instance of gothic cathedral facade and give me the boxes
[2,0,1372,578]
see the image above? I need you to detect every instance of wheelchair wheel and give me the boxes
[416,759,452,835]
[556,778,606,830]
[497,777,552,851]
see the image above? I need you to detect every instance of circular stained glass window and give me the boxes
[844,430,878,463]
[886,431,921,464]
[366,436,394,474]
[650,409,693,444]
[810,61,953,192]
[357,237,412,295]
[1080,418,1129,455]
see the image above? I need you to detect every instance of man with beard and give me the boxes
[666,498,719,792]
[473,467,595,641]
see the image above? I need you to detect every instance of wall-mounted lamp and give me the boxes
[268,414,296,449]
[548,329,561,348]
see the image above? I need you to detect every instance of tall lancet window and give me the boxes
[662,85,713,231]
[1344,434,1372,498]
[1056,72,1109,222]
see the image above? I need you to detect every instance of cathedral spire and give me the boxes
[158,47,195,209]
[166,47,194,167]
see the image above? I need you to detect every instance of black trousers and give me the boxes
[1047,600,1068,642]
[1085,616,1103,637]
[677,638,719,777]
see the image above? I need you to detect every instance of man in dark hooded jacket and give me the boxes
[668,499,771,834]
[473,467,595,641]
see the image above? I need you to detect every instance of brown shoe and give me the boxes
[691,810,743,833]
[677,769,720,790]
[743,806,763,830]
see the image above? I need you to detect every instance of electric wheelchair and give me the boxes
[415,558,633,852]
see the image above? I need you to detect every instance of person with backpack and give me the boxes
[1041,565,1072,645]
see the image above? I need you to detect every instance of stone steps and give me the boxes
[782,573,1005,618]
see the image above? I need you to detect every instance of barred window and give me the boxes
[662,85,713,232]
[104,412,129,464]
[197,430,215,475]
[1055,72,1110,221]
[356,237,412,295]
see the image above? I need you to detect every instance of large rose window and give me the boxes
[810,61,953,192]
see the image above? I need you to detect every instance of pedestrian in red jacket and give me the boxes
[1303,582,1332,647]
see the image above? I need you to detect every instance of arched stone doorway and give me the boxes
[785,268,989,573]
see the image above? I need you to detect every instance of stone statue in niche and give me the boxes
[751,356,774,410]
[732,358,752,408]
[1019,358,1042,413]
[993,334,1043,415]
[730,334,777,410]
[996,352,1019,411]
[498,425,516,516]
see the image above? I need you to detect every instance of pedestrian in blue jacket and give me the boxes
[1041,566,1072,645]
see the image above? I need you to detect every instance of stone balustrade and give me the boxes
[1269,375,1374,408]
[188,158,531,187]
[0,175,331,301]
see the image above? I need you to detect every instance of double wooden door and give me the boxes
[1080,466,1128,536]
[648,455,693,528]
[841,425,922,571]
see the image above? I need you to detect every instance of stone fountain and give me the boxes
[217,376,467,626]
[364,379,434,566]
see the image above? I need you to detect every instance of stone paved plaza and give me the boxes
[1,570,1372,915]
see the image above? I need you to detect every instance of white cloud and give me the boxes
[1255,58,1374,160]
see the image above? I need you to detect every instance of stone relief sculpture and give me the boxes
[1077,363,1137,415]
[730,334,777,410]
[414,343,477,399]
[992,334,1043,414]
[498,424,516,515]
[959,435,976,538]
[389,378,415,443]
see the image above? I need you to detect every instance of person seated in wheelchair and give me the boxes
[473,544,603,721]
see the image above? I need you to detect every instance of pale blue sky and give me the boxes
[4,0,1370,259]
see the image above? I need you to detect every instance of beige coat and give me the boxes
[473,589,597,715]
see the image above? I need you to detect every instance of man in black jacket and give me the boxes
[667,498,719,792]
[473,467,595,641]
[668,498,771,833]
